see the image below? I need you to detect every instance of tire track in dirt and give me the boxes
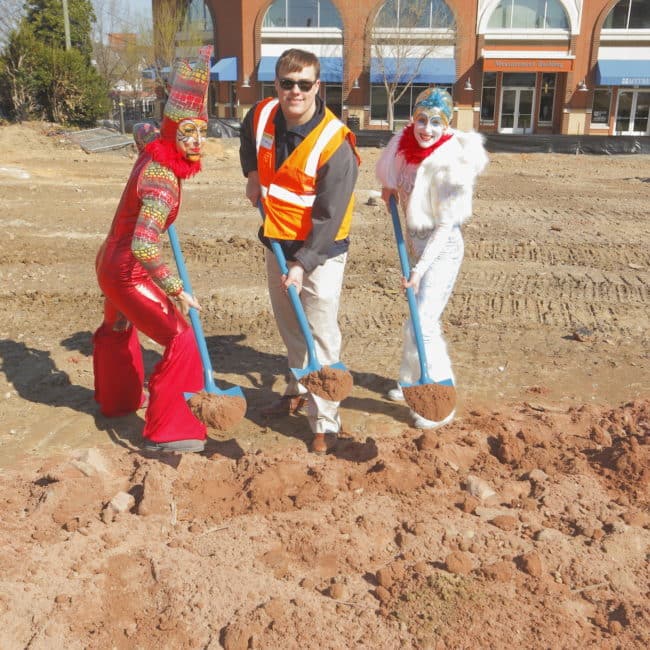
[465,240,650,270]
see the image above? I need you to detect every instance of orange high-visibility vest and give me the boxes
[253,97,359,241]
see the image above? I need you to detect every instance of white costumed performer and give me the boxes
[376,88,488,429]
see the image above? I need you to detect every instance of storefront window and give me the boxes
[263,0,343,28]
[480,72,497,122]
[616,91,650,134]
[591,89,611,125]
[488,0,569,29]
[538,73,555,123]
[603,1,650,29]
[370,83,438,122]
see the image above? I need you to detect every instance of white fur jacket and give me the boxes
[376,128,488,276]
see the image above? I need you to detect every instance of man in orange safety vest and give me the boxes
[240,48,360,454]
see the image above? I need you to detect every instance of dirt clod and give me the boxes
[187,393,246,430]
[299,366,353,402]
[402,383,456,422]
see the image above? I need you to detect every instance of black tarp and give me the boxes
[483,134,650,155]
[208,118,240,138]
[355,130,650,154]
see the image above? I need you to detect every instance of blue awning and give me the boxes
[210,56,237,82]
[370,57,455,84]
[596,59,650,86]
[257,56,343,83]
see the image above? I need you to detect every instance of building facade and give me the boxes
[174,0,650,135]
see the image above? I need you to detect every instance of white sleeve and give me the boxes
[375,133,403,189]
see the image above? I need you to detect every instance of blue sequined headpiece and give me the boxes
[412,88,453,126]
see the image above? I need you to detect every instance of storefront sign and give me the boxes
[484,58,574,73]
[621,77,649,86]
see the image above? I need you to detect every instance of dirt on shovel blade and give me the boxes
[403,383,456,422]
[187,392,247,430]
[299,366,353,402]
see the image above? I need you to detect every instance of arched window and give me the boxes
[603,0,650,29]
[375,0,454,29]
[487,0,569,30]
[263,0,343,28]
[184,0,213,31]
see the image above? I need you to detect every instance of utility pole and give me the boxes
[62,0,71,50]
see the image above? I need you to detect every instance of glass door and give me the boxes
[615,91,650,134]
[499,88,534,134]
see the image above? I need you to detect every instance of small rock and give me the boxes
[328,583,346,600]
[109,491,135,514]
[535,527,565,543]
[465,475,496,501]
[444,551,473,575]
[375,586,391,604]
[490,515,518,531]
[518,551,543,578]
[572,327,594,342]
[376,567,393,588]
[527,469,548,483]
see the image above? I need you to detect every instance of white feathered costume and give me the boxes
[376,126,488,423]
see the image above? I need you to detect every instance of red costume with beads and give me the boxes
[93,47,212,444]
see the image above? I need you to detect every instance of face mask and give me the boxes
[412,112,445,148]
[176,119,208,161]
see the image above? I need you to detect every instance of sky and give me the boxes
[92,0,152,34]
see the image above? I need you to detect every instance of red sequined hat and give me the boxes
[160,45,212,140]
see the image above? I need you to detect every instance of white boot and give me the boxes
[411,408,455,430]
[386,383,405,402]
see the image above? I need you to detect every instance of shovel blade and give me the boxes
[184,385,245,401]
[399,377,454,389]
[291,360,348,381]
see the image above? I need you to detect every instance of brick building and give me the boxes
[173,0,649,136]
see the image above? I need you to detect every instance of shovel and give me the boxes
[388,195,456,422]
[168,224,246,429]
[257,203,352,402]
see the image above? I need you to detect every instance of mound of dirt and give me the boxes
[0,122,648,648]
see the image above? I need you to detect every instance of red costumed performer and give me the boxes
[93,46,212,453]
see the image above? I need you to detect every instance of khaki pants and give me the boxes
[265,249,347,434]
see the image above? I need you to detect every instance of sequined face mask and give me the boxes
[176,119,208,161]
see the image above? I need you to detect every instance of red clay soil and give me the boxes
[0,124,649,648]
[187,392,247,430]
[299,366,354,402]
[403,382,457,422]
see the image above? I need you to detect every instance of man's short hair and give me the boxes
[275,48,320,80]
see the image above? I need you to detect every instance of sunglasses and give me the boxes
[278,77,317,92]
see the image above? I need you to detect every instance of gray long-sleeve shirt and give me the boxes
[239,96,359,273]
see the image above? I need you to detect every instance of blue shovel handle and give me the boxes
[388,195,433,385]
[257,203,321,372]
[168,224,244,398]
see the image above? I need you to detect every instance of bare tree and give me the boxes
[370,0,456,131]
[140,0,206,100]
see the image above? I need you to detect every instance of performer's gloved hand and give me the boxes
[402,271,421,295]
[175,290,201,315]
[381,186,397,208]
[283,262,304,295]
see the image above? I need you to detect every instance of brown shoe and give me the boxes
[311,432,340,455]
[260,394,307,418]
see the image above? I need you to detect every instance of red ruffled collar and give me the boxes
[397,123,453,165]
[144,137,202,179]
